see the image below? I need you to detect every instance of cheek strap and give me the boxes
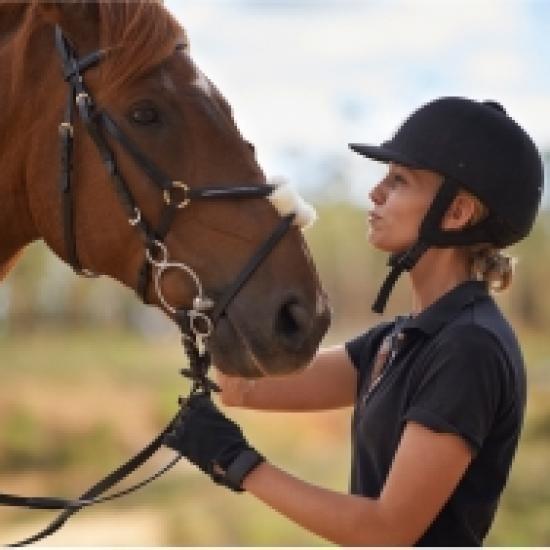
[267,179,317,230]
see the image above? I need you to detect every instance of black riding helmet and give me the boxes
[350,96,545,313]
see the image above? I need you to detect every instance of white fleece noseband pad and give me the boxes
[267,180,317,230]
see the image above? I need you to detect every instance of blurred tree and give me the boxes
[4,242,47,332]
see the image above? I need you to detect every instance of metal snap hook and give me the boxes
[189,310,214,339]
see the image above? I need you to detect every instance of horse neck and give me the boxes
[0,11,55,277]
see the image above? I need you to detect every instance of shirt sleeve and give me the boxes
[403,324,509,453]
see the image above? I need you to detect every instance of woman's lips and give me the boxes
[367,211,382,223]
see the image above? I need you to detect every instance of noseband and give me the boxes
[0,26,316,546]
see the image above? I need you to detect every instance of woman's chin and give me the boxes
[367,236,395,253]
[368,234,415,254]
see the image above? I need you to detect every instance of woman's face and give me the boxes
[367,163,442,253]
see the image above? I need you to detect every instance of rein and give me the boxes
[0,26,315,546]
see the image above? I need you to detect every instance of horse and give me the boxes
[0,1,331,380]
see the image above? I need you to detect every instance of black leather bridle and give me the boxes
[0,26,298,546]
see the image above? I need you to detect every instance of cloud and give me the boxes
[165,0,549,196]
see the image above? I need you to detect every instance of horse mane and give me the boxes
[3,0,185,104]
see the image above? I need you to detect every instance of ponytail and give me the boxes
[462,190,516,292]
[468,245,516,292]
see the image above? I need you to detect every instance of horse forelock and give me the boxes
[2,1,185,104]
[95,1,185,99]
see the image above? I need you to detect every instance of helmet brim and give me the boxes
[349,143,422,169]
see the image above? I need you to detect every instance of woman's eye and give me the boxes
[129,105,160,125]
[391,174,406,186]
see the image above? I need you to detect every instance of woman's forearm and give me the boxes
[242,461,400,546]
[219,346,358,412]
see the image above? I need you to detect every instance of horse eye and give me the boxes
[129,105,160,126]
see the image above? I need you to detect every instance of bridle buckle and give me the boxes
[163,180,190,209]
[59,122,74,138]
[76,91,91,108]
[128,207,142,227]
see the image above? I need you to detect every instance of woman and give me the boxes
[164,97,544,546]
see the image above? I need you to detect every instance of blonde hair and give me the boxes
[462,192,516,292]
[467,244,516,292]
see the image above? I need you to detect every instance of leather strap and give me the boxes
[372,178,460,314]
[222,449,265,492]
[211,213,295,323]
[2,416,179,547]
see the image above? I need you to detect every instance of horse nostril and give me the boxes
[275,298,310,351]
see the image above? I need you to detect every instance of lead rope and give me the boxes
[3,333,216,548]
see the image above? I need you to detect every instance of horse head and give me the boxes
[0,1,331,377]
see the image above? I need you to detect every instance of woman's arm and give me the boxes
[217,345,358,412]
[243,421,473,546]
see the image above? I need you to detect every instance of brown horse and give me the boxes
[0,1,330,377]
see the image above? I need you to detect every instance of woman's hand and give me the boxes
[215,370,256,407]
[163,393,264,492]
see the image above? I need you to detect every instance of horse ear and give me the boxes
[38,2,100,46]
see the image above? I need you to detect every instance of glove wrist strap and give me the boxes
[223,449,265,492]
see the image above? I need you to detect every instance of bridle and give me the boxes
[55,27,294,344]
[0,26,315,546]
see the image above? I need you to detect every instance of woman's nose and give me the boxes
[369,181,386,205]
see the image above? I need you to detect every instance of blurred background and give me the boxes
[1,0,549,545]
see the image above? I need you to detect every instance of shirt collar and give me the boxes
[402,280,489,336]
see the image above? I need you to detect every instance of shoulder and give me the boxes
[415,321,520,413]
[422,322,511,386]
[406,325,513,452]
[432,322,507,360]
[433,298,525,387]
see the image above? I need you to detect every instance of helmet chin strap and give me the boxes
[372,178,460,314]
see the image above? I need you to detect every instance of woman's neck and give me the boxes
[408,248,471,316]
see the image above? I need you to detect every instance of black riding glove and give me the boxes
[163,393,264,492]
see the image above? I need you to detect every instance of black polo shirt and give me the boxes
[346,280,526,546]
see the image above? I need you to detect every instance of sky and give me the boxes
[165,0,550,206]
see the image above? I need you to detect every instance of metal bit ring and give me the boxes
[153,262,205,316]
